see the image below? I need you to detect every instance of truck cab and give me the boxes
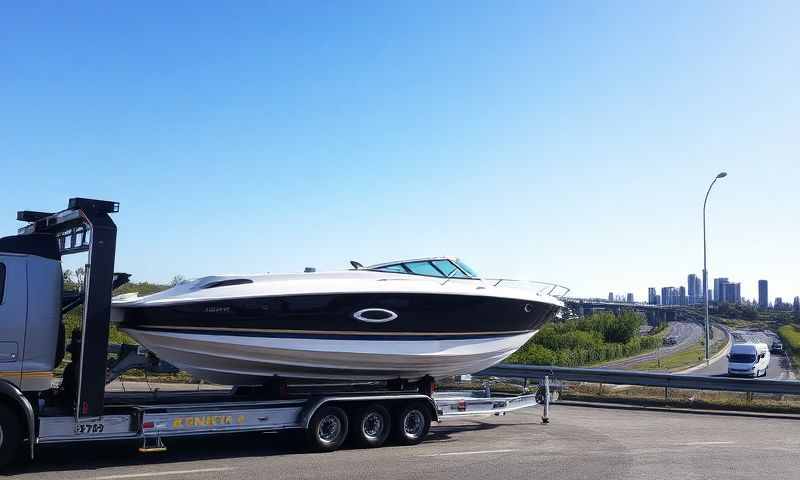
[727,342,770,377]
[0,234,63,393]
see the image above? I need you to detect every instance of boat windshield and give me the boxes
[368,258,478,279]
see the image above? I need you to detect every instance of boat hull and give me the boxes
[116,290,560,384]
[122,328,539,385]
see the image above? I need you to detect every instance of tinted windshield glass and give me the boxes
[431,260,467,278]
[405,261,444,277]
[730,354,756,363]
[454,259,478,277]
[376,264,407,273]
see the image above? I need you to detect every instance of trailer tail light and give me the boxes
[143,421,155,429]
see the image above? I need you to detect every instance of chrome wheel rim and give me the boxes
[403,410,425,438]
[318,415,341,444]
[362,412,384,439]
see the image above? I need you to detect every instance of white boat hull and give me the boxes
[123,328,537,385]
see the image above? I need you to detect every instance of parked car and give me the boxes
[771,341,784,354]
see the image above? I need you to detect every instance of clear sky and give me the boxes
[2,2,798,301]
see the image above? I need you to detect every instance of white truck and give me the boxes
[727,342,770,377]
[0,198,549,468]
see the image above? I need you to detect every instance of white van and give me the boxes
[727,342,770,377]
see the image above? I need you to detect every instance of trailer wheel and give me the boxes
[0,404,22,467]
[393,402,431,445]
[352,404,391,448]
[307,405,349,452]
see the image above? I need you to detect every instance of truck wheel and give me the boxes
[393,402,431,446]
[0,404,22,467]
[352,404,391,448]
[306,405,349,452]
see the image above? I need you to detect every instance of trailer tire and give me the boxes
[352,404,391,448]
[393,402,431,445]
[0,403,22,467]
[306,405,349,452]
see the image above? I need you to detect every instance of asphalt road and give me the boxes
[601,321,703,369]
[691,330,796,380]
[11,405,800,480]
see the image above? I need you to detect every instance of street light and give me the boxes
[703,171,727,364]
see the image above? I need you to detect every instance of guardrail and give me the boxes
[479,364,800,396]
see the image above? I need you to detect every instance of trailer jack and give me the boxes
[139,435,167,453]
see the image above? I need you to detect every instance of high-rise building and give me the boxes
[626,293,634,303]
[694,278,703,303]
[678,286,687,305]
[794,296,800,313]
[608,292,614,301]
[661,287,679,306]
[687,274,702,304]
[713,278,729,303]
[723,282,741,304]
[648,288,657,305]
[655,294,661,305]
[758,280,768,309]
[775,297,784,309]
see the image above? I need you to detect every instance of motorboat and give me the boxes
[111,257,567,385]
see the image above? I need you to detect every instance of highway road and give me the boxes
[691,330,796,380]
[11,405,800,480]
[601,321,703,369]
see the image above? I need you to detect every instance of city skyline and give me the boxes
[612,275,792,307]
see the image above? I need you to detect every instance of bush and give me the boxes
[62,281,171,347]
[777,325,800,368]
[508,310,658,367]
[778,324,800,349]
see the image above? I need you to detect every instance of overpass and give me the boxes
[561,298,699,325]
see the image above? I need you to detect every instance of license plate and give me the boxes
[74,423,105,434]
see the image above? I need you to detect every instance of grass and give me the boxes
[632,341,708,371]
[777,324,800,371]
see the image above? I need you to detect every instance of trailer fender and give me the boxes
[0,379,35,460]
[301,394,438,430]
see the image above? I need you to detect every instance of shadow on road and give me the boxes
[7,420,526,476]
[6,432,307,476]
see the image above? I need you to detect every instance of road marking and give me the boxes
[419,449,519,457]
[93,467,235,480]
[680,441,734,446]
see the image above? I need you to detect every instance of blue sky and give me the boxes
[2,2,798,301]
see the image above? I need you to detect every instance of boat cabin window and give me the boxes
[370,259,477,279]
[453,259,478,278]
[405,261,443,277]
[431,260,468,278]
[375,264,408,273]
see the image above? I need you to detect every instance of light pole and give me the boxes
[703,171,727,364]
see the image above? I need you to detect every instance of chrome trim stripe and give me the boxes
[129,325,533,337]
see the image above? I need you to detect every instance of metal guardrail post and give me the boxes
[542,375,550,424]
